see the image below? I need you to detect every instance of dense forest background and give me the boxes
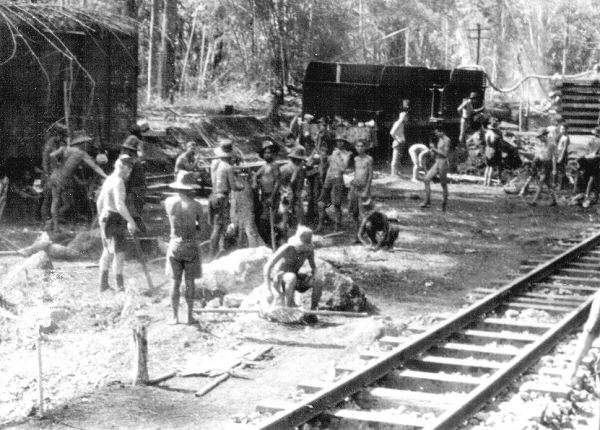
[34,0,600,104]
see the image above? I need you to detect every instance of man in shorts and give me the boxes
[164,171,204,325]
[348,139,373,231]
[317,137,351,232]
[421,127,451,211]
[96,156,138,292]
[528,127,558,206]
[263,225,319,310]
[209,144,242,258]
[390,100,409,176]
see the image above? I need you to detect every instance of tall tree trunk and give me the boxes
[158,0,177,100]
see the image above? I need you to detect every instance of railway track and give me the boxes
[253,229,600,429]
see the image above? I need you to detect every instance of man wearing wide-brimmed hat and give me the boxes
[252,140,281,246]
[41,122,68,220]
[525,127,558,206]
[263,225,319,311]
[279,146,307,232]
[316,136,351,232]
[120,135,147,233]
[457,91,485,145]
[209,141,243,257]
[48,130,107,231]
[97,155,138,292]
[164,171,204,324]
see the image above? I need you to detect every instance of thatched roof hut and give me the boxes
[0,4,138,177]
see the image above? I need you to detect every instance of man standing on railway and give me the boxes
[420,127,450,212]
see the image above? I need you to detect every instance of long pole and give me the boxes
[476,23,481,65]
[37,330,44,418]
[146,0,156,104]
[404,28,409,66]
[562,25,568,75]
[180,7,199,95]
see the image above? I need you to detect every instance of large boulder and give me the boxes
[240,257,368,312]
[196,246,273,294]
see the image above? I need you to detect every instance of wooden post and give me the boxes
[404,28,410,66]
[63,81,70,144]
[146,0,156,104]
[132,324,149,385]
[37,329,44,418]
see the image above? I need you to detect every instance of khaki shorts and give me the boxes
[209,193,230,226]
[425,158,449,183]
[165,240,202,281]
[100,212,128,253]
[319,176,345,207]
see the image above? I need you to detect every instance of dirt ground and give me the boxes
[0,165,597,430]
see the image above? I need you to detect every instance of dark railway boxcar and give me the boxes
[0,6,137,180]
[302,62,486,158]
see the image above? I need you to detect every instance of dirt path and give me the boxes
[1,169,595,430]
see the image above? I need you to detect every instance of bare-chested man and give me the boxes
[175,141,197,173]
[263,226,319,312]
[165,171,204,325]
[49,131,107,231]
[348,139,373,230]
[253,141,281,246]
[209,145,242,257]
[457,92,484,145]
[41,123,67,220]
[528,127,558,206]
[358,201,399,250]
[317,138,351,232]
[97,156,138,292]
[279,147,307,232]
[421,127,450,211]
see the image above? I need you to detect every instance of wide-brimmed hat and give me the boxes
[593,126,600,137]
[303,113,315,122]
[70,130,93,146]
[360,196,373,207]
[469,92,478,99]
[122,135,142,151]
[288,146,307,160]
[169,170,201,190]
[536,127,549,138]
[334,135,351,145]
[216,138,233,153]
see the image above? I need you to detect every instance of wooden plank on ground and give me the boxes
[504,302,575,313]
[326,408,428,427]
[481,317,553,331]
[521,382,570,398]
[434,343,519,359]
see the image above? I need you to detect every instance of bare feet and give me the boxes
[167,318,179,325]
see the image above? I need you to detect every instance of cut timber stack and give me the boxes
[555,79,600,134]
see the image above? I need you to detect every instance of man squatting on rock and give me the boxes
[348,139,373,232]
[421,127,450,211]
[97,156,138,292]
[164,171,204,325]
[263,226,319,311]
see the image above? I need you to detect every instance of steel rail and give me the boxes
[254,231,600,430]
